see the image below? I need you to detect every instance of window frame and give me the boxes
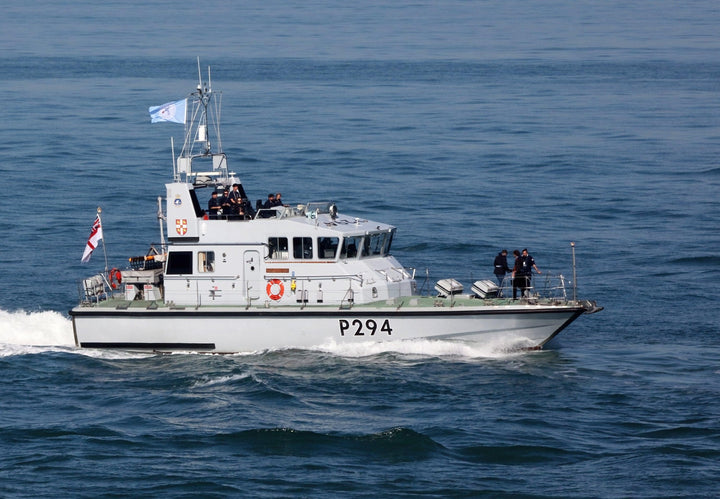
[198,251,215,273]
[293,236,314,260]
[166,251,193,275]
[317,236,340,260]
[267,237,289,260]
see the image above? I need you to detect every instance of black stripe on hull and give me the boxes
[80,342,216,350]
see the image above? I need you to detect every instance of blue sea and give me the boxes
[2,1,720,497]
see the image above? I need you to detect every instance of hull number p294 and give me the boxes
[339,319,393,336]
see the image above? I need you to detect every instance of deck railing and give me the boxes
[495,273,570,301]
[424,272,571,301]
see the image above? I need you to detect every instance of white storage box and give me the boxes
[143,284,161,301]
[472,279,499,298]
[121,269,162,285]
[435,278,463,297]
[124,284,138,301]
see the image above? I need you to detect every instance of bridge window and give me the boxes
[268,237,289,260]
[318,237,339,260]
[340,236,364,259]
[293,237,313,259]
[368,233,387,256]
[384,231,394,254]
[166,251,193,275]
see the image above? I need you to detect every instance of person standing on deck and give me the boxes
[513,248,541,298]
[493,249,512,291]
[511,250,521,299]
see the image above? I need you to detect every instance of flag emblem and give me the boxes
[81,214,103,263]
[176,219,188,235]
[148,99,187,124]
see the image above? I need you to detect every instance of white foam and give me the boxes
[310,337,534,360]
[0,308,155,358]
[0,309,75,349]
[192,373,252,388]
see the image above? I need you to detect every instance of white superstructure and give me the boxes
[70,65,601,353]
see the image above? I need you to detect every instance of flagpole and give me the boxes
[97,206,109,274]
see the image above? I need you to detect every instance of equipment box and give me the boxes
[435,278,463,297]
[121,269,162,285]
[472,279,499,298]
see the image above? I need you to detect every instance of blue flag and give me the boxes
[149,99,187,124]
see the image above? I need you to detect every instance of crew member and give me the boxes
[513,248,541,298]
[208,191,221,219]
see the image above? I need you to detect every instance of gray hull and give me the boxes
[70,303,585,353]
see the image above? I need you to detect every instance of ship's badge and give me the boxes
[175,218,188,235]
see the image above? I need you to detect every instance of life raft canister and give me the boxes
[266,279,284,301]
[109,268,122,289]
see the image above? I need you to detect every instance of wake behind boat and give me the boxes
[69,65,601,353]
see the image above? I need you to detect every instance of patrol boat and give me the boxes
[69,69,601,353]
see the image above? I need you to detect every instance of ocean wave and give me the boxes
[700,166,720,176]
[0,309,159,359]
[454,443,592,465]
[638,425,720,441]
[206,426,445,461]
[0,309,75,351]
[0,425,123,443]
[668,255,720,268]
[308,337,535,360]
[191,373,253,388]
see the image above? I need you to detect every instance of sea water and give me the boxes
[1,1,719,497]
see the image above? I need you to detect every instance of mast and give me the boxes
[157,196,166,253]
[175,59,227,183]
[180,68,211,160]
[97,206,109,273]
[571,241,577,302]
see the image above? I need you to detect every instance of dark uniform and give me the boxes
[240,198,255,219]
[208,193,221,219]
[228,186,242,218]
[263,194,276,209]
[514,250,538,298]
[219,191,231,219]
[493,250,511,288]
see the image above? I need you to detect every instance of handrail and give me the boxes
[496,273,570,301]
[375,267,416,282]
[164,274,240,281]
[262,273,364,285]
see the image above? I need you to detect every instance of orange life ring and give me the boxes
[109,268,122,289]
[266,279,284,300]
